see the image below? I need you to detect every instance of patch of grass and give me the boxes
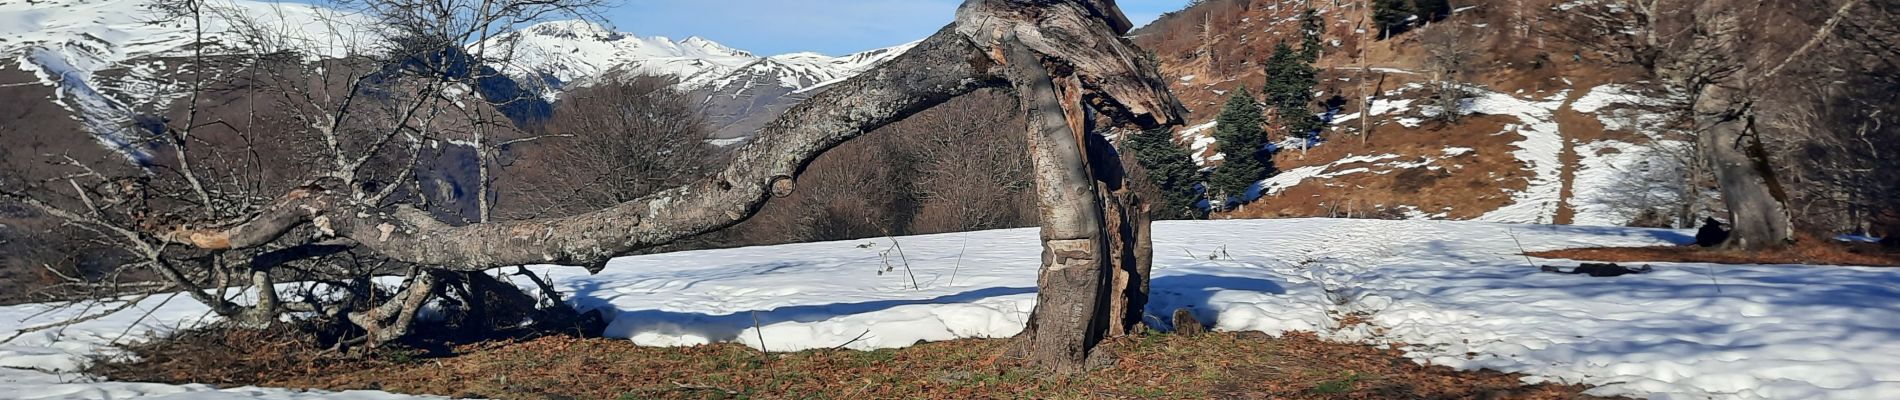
[102,329,1622,399]
[1312,372,1366,394]
[1529,238,1900,267]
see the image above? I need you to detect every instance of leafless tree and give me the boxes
[0,0,600,345]
[1419,21,1477,122]
[1760,0,1898,244]
[496,75,716,220]
[1545,0,1675,68]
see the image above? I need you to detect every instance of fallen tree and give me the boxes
[7,0,1185,372]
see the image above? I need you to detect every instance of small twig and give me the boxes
[830,330,873,350]
[672,381,738,395]
[110,291,182,345]
[889,237,919,290]
[1506,228,1538,268]
[750,311,769,355]
[1,292,155,344]
[947,232,969,286]
[1704,265,1723,294]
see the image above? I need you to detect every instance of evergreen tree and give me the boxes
[1124,128,1207,220]
[1264,43,1324,148]
[1299,8,1325,63]
[1373,0,1415,39]
[1415,0,1453,22]
[1207,88,1273,206]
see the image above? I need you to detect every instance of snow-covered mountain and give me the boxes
[483,19,914,95]
[1,0,370,162]
[2,0,917,161]
[482,19,919,140]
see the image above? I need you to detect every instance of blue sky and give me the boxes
[596,0,1192,56]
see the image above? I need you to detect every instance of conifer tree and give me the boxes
[1264,43,1324,151]
[1373,0,1415,39]
[1415,0,1453,22]
[1207,88,1273,206]
[1300,8,1325,62]
[1125,128,1207,220]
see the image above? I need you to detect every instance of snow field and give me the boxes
[6,219,1899,399]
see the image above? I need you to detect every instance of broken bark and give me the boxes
[1003,39,1113,374]
[983,0,1180,372]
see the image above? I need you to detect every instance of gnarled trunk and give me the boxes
[1001,38,1160,372]
[1689,12,1796,251]
[1694,102,1795,250]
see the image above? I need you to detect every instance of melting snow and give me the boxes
[1253,154,1400,197]
[5,220,1899,399]
[1463,87,1571,224]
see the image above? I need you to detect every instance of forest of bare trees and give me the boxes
[1548,0,1899,248]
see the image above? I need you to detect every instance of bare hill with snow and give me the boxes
[1133,0,1693,227]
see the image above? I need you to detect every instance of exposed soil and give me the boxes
[100,327,1622,399]
[1530,240,1900,267]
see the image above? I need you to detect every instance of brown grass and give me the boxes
[1530,239,1900,267]
[100,328,1620,399]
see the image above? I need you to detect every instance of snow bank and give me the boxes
[1250,154,1397,198]
[6,219,1899,399]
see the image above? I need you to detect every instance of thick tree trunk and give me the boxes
[1002,36,1161,372]
[1006,41,1113,374]
[1694,109,1793,250]
[1694,81,1795,251]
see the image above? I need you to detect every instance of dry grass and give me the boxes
[102,327,1620,399]
[1530,239,1900,267]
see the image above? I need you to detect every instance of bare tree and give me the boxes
[1546,0,1672,68]
[0,0,599,344]
[1761,0,1899,244]
[1419,21,1477,122]
[496,75,716,220]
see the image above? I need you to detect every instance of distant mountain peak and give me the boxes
[522,20,622,41]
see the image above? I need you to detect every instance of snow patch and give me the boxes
[1460,87,1571,224]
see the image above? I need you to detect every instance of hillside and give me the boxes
[1133,0,1687,226]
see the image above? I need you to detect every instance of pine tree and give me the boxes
[1299,8,1325,63]
[1373,0,1415,39]
[1207,88,1273,206]
[1125,128,1207,220]
[1415,0,1453,22]
[1264,43,1324,149]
